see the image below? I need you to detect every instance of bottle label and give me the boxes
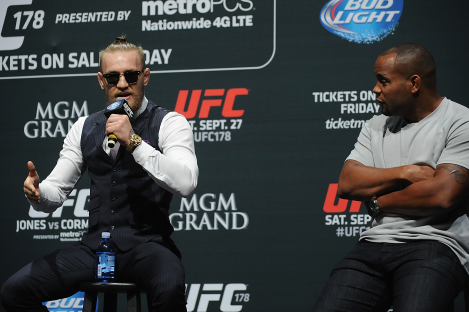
[97,252,115,276]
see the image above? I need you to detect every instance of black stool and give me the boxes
[79,282,150,312]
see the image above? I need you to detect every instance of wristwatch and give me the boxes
[369,196,381,214]
[126,133,142,152]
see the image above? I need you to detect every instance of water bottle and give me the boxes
[95,232,115,283]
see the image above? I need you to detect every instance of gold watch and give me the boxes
[126,133,142,151]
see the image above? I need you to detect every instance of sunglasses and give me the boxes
[102,69,145,85]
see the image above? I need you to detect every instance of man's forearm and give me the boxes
[144,112,198,197]
[29,182,66,213]
[133,142,198,197]
[378,164,469,216]
[338,160,414,201]
[379,180,450,216]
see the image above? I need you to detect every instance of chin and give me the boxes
[381,106,391,116]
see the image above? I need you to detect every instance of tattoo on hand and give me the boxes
[437,164,469,184]
[129,129,134,140]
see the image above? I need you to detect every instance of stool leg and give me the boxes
[103,292,118,312]
[146,292,152,312]
[464,287,469,312]
[83,291,97,312]
[127,291,141,312]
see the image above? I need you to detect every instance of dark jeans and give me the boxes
[312,240,468,312]
[0,239,186,312]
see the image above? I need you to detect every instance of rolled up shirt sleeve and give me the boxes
[131,112,198,197]
[346,118,374,167]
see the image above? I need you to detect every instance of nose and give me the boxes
[116,74,129,89]
[373,83,381,96]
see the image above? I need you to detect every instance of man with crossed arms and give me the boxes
[313,44,469,311]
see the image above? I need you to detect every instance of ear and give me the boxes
[143,67,150,86]
[97,72,105,90]
[409,74,421,94]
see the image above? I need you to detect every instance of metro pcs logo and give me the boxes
[142,0,254,16]
[320,0,403,44]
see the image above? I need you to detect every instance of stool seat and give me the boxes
[80,282,142,292]
[79,282,150,312]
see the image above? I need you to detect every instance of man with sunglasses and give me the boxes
[1,37,198,312]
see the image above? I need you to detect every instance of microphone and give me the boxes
[104,98,135,148]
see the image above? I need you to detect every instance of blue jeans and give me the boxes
[312,240,468,312]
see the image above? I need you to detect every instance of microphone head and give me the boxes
[104,98,135,119]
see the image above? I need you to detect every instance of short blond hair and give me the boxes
[99,36,145,71]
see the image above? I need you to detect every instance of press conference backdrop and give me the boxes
[1,0,469,311]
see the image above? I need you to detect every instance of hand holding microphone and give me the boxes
[104,98,135,148]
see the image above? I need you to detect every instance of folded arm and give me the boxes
[338,159,434,201]
[377,163,469,216]
[338,119,434,201]
[132,112,198,197]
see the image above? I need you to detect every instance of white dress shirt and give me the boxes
[31,97,198,213]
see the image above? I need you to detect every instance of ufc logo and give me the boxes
[0,0,32,51]
[174,88,248,119]
[185,283,248,312]
[323,183,362,213]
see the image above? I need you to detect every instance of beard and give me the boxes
[380,103,391,116]
[382,108,391,116]
[103,88,144,112]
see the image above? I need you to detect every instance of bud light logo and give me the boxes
[43,292,92,311]
[320,0,404,44]
[107,102,120,110]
